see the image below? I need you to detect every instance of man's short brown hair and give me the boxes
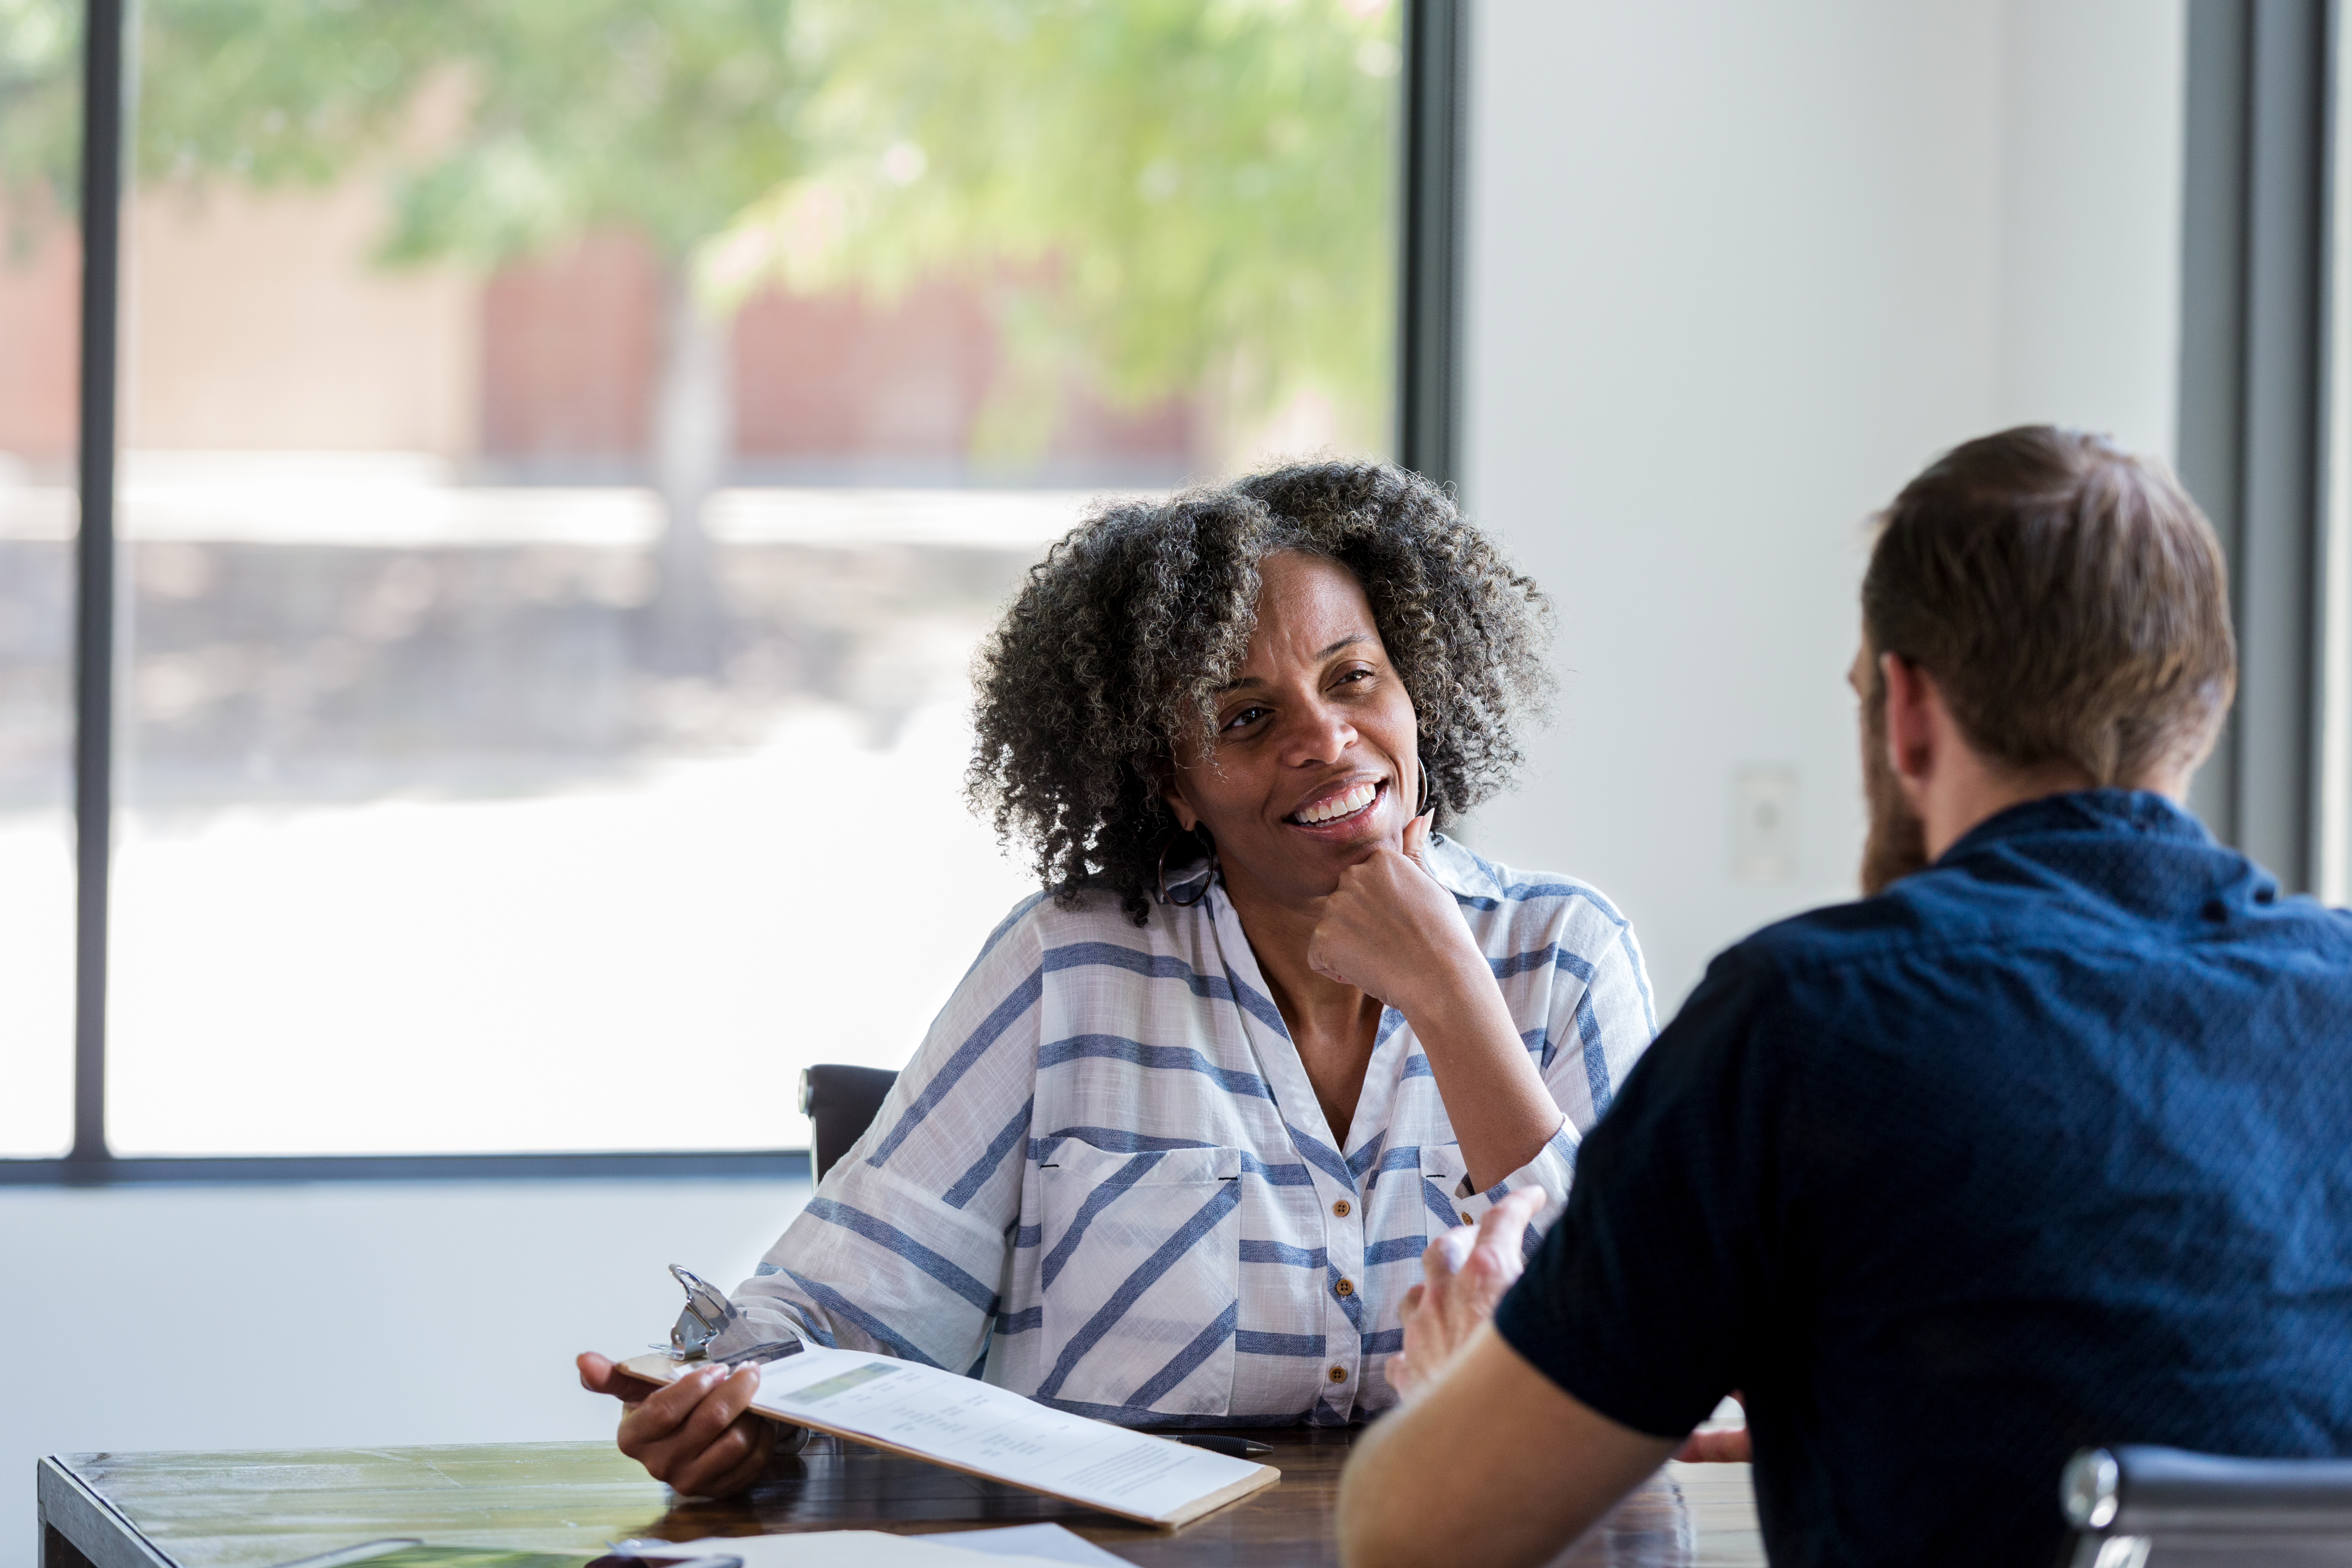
[1862,425,2237,786]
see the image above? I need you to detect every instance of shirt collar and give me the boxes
[1419,830,1487,898]
[1940,788,2211,864]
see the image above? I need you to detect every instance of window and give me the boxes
[4,0,1439,1169]
[0,0,81,1158]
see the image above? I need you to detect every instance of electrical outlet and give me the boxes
[1734,766,1798,883]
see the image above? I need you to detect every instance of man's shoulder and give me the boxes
[1691,849,2352,1073]
[1671,878,2031,1053]
[1726,846,2352,977]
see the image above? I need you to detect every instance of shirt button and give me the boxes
[1328,1365,1348,1383]
[1332,1199,1351,1218]
[1334,1278,1355,1298]
[1460,1212,1473,1225]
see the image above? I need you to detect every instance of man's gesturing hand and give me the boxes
[1309,813,1477,1011]
[1389,1186,1546,1402]
[577,1352,780,1498]
[1675,1396,1753,1463]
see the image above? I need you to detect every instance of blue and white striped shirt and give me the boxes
[717,834,1657,1425]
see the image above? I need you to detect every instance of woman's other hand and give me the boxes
[577,1352,779,1498]
[1389,1186,1545,1402]
[1308,813,1479,1011]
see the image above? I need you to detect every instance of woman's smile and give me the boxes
[1286,777,1389,830]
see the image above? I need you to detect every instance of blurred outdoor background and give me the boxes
[0,0,1401,1156]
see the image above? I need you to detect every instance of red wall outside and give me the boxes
[0,220,1192,475]
[0,224,80,466]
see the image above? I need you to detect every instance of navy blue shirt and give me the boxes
[1494,791,2352,1566]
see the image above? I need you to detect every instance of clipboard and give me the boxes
[612,1351,1281,1529]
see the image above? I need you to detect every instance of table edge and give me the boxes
[37,1457,179,1568]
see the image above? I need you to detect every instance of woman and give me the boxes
[580,461,1656,1495]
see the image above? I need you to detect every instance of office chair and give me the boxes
[2063,1446,2352,1566]
[799,1064,900,1184]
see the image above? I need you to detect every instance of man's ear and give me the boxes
[1879,652,1938,788]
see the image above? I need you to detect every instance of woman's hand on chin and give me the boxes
[1314,812,1558,1192]
[1308,812,1482,1013]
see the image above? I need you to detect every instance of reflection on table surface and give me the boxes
[59,1434,1762,1568]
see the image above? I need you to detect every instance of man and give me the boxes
[1338,427,2352,1567]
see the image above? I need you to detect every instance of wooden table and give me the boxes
[38,1433,1763,1568]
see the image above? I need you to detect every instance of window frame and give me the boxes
[2,0,1468,1186]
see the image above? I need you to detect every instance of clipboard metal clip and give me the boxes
[664,1263,734,1361]
[656,1262,811,1365]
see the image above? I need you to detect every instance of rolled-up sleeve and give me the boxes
[1455,897,1659,1234]
[716,898,1045,1374]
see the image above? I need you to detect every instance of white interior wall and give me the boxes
[0,1179,806,1568]
[1462,0,2186,1010]
[1994,0,2187,456]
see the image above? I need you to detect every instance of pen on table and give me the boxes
[1173,1434,1273,1459]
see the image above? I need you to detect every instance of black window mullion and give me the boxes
[2178,0,2334,888]
[71,0,129,1170]
[1399,0,1467,489]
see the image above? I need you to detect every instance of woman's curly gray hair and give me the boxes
[966,460,1553,925]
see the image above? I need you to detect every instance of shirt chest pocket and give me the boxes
[1421,1143,1474,1237]
[1035,1143,1243,1417]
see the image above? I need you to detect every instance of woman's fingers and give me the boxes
[1311,843,1481,1016]
[630,1395,743,1479]
[591,1358,777,1498]
[620,1361,765,1478]
[1403,810,1434,867]
[662,1365,763,1455]
[667,1410,776,1498]
[578,1352,664,1411]
[577,1352,621,1394]
[619,1363,729,1450]
[690,1416,781,1498]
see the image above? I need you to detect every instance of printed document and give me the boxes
[617,1348,1274,1527]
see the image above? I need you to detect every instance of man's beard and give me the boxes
[1860,697,1929,896]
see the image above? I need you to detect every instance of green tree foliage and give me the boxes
[144,0,809,266]
[718,0,1401,458]
[0,0,81,246]
[0,0,1399,463]
[9,0,812,249]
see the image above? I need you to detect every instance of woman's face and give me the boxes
[1164,551,1422,908]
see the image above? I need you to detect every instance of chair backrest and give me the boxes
[799,1064,901,1185]
[2063,1446,2352,1567]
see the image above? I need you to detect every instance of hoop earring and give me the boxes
[1414,753,1434,818]
[1156,826,1217,908]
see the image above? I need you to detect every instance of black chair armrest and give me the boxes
[2067,1445,2352,1539]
